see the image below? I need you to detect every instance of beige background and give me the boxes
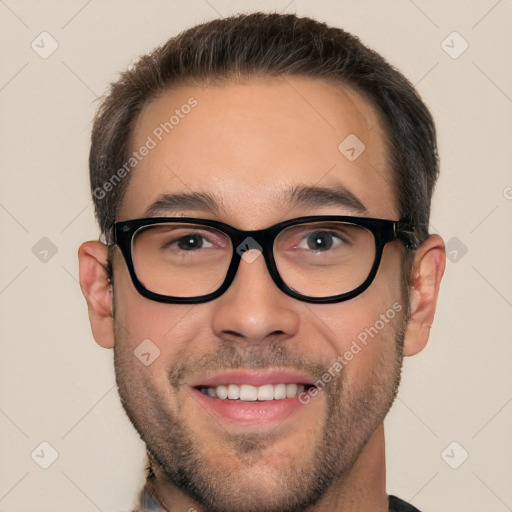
[1,1,511,511]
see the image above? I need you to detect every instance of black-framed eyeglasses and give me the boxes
[111,215,419,304]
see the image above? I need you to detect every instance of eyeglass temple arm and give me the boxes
[394,220,429,250]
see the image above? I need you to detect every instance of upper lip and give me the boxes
[190,369,317,388]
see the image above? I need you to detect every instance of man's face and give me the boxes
[113,76,408,512]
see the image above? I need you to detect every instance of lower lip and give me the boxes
[190,387,314,424]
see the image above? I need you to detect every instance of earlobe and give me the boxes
[403,234,446,357]
[78,241,115,349]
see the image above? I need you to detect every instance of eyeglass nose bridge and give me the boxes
[226,222,277,260]
[220,227,286,296]
[233,233,267,263]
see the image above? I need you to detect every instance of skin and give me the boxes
[78,75,445,512]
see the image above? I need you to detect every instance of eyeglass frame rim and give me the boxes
[111,214,422,304]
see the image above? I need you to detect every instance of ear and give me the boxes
[78,241,115,349]
[403,234,446,356]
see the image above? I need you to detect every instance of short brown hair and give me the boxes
[90,12,438,252]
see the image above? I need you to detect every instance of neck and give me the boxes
[149,423,388,512]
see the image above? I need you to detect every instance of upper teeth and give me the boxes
[200,383,306,401]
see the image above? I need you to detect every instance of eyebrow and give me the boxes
[288,184,367,214]
[144,191,221,217]
[143,184,367,217]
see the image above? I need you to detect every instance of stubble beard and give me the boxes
[113,298,409,512]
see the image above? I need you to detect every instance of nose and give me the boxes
[210,248,300,345]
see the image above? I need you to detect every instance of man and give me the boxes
[78,12,445,512]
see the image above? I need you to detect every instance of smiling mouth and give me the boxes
[196,383,315,401]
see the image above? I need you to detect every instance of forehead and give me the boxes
[120,76,397,224]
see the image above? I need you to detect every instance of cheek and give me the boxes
[113,259,198,358]
[306,249,405,389]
